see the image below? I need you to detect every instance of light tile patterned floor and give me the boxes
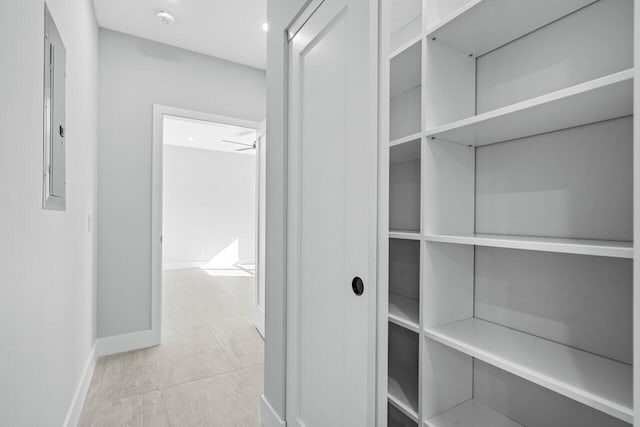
[79,268,264,427]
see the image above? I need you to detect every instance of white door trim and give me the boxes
[376,0,391,424]
[287,0,326,40]
[151,104,261,344]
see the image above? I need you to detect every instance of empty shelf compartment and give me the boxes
[425,399,522,427]
[389,293,419,332]
[424,318,632,423]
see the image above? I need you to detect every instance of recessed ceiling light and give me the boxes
[156,11,175,25]
[262,22,269,32]
[187,137,194,142]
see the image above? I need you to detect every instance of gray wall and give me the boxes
[0,0,99,425]
[98,29,266,338]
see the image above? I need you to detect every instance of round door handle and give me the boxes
[352,277,364,296]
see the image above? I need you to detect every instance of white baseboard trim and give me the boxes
[163,261,206,271]
[96,329,160,357]
[63,342,97,427]
[261,395,286,427]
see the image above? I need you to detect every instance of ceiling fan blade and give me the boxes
[222,139,253,147]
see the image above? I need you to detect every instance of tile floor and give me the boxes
[79,268,264,427]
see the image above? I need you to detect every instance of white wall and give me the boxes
[98,29,266,338]
[163,145,256,268]
[0,0,99,425]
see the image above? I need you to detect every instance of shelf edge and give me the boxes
[388,393,420,423]
[390,231,422,240]
[390,132,423,147]
[424,234,633,259]
[388,313,420,333]
[390,35,423,60]
[424,0,484,39]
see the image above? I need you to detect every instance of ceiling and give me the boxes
[163,115,257,155]
[93,0,267,69]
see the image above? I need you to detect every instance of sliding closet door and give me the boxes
[286,0,377,425]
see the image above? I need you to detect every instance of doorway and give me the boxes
[154,105,265,421]
[79,106,267,425]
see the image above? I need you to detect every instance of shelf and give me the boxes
[390,132,422,148]
[424,69,633,147]
[389,360,420,423]
[391,34,422,60]
[389,294,420,333]
[424,318,633,423]
[390,139,421,165]
[425,399,522,427]
[425,0,596,56]
[424,233,633,259]
[390,231,421,241]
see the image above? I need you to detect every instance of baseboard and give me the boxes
[162,261,206,271]
[96,329,160,356]
[63,342,97,427]
[261,395,286,427]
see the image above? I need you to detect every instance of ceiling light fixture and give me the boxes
[156,10,175,25]
[262,22,269,32]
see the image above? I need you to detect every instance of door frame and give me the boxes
[284,0,380,424]
[151,104,262,343]
[255,121,267,338]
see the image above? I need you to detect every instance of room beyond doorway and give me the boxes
[151,105,266,342]
[162,115,258,275]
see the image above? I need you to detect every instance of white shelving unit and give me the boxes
[382,0,636,425]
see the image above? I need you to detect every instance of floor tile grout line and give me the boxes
[88,350,263,406]
[207,322,242,370]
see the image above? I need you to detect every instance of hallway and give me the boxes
[79,269,264,426]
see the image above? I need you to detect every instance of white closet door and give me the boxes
[286,0,377,426]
